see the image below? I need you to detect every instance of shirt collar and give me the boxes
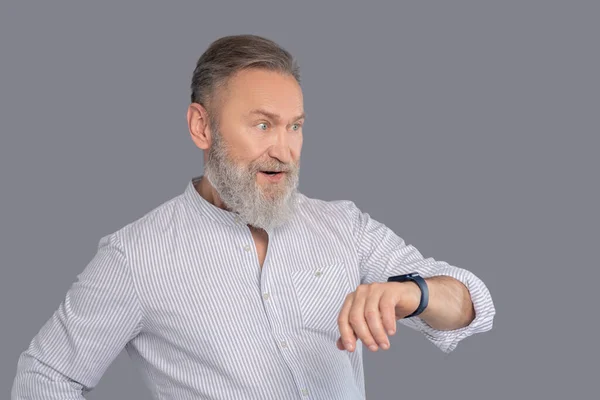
[183,176,243,228]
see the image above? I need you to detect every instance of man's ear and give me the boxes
[187,103,212,150]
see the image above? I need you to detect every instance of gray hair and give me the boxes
[190,34,301,122]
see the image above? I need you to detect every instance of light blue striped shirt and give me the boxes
[12,176,495,400]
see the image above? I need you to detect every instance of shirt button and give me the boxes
[280,341,288,348]
[263,293,270,300]
[301,388,309,396]
[243,244,251,252]
[314,270,322,277]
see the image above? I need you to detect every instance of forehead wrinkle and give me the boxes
[247,108,306,123]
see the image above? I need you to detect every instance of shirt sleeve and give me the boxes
[347,201,495,353]
[11,232,144,399]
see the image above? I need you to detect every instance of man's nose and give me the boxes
[268,128,293,164]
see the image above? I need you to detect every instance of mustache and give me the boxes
[251,160,298,173]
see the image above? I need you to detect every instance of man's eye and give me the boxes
[291,123,301,131]
[257,123,268,131]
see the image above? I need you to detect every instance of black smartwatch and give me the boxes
[387,272,429,318]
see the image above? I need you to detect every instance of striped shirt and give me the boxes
[12,176,495,400]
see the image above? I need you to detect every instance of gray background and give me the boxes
[1,1,598,399]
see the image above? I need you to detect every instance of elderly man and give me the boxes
[12,34,495,400]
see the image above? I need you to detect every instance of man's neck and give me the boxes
[195,176,266,234]
[194,176,229,211]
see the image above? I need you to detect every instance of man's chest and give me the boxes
[250,227,269,268]
[131,227,361,342]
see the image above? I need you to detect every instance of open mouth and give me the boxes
[259,171,286,181]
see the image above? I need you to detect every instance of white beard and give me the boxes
[203,129,300,231]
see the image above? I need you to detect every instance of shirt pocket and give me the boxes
[291,262,353,336]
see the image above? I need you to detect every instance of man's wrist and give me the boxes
[391,281,422,319]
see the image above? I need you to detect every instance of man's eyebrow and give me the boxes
[248,109,306,123]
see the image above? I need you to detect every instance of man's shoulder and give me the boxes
[102,190,188,247]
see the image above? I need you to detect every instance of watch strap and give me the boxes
[387,272,429,318]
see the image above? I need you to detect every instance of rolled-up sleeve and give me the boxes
[11,232,144,399]
[347,201,495,353]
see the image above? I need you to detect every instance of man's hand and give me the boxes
[336,282,421,352]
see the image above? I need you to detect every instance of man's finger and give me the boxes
[380,290,399,337]
[336,336,354,350]
[349,286,378,351]
[337,293,357,351]
[364,286,390,350]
